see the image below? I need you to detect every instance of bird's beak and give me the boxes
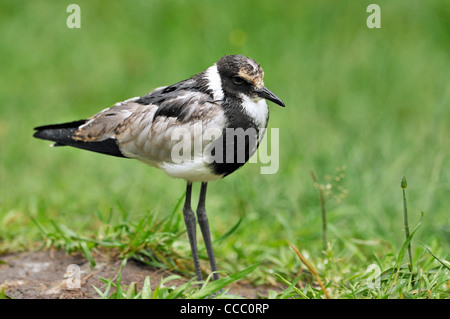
[257,86,285,107]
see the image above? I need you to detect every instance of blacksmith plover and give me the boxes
[33,55,285,282]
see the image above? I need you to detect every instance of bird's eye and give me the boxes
[231,76,245,85]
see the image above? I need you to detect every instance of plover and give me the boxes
[33,54,285,282]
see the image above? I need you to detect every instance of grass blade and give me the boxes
[395,211,423,270]
[275,273,307,299]
[421,244,450,271]
[80,241,96,267]
[289,243,331,299]
[125,282,137,299]
[401,176,413,272]
[142,276,152,299]
[190,263,260,299]
[311,171,327,252]
[213,218,242,246]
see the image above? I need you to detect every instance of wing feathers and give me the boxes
[33,79,226,163]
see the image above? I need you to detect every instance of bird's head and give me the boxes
[215,55,285,107]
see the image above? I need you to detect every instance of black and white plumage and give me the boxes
[34,55,285,282]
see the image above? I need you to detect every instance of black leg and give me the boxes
[182,182,202,281]
[196,182,220,281]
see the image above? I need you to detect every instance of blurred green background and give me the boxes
[0,0,448,270]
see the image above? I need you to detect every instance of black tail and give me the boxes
[33,120,126,158]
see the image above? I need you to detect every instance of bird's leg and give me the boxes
[183,182,203,282]
[196,182,220,281]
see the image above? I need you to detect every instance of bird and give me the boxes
[33,54,285,282]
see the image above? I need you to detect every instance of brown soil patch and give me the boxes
[0,250,276,299]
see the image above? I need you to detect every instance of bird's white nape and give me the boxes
[204,64,224,102]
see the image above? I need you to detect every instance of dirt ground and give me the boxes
[0,250,276,299]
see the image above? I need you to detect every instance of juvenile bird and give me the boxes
[34,54,285,282]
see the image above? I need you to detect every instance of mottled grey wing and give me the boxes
[72,85,226,166]
[115,95,226,166]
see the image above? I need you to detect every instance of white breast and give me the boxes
[239,94,269,128]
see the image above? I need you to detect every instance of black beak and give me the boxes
[257,86,285,107]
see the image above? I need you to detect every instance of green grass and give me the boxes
[0,0,449,298]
